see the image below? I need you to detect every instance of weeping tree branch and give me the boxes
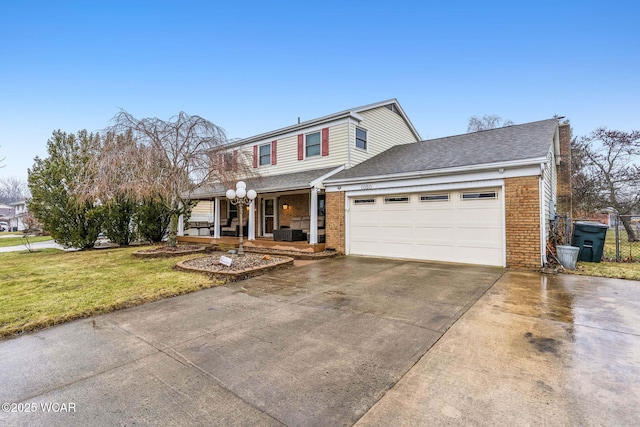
[79,110,258,247]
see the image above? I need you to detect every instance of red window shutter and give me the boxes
[217,153,223,172]
[321,128,329,156]
[297,134,304,160]
[253,145,258,168]
[271,140,277,165]
[233,150,238,171]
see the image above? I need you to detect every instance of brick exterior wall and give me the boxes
[278,193,309,227]
[505,176,541,269]
[556,123,572,216]
[325,191,345,253]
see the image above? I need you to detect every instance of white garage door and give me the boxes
[348,188,504,266]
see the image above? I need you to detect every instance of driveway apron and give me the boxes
[355,270,640,426]
[0,257,502,426]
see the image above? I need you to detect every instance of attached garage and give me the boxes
[348,188,504,266]
[324,119,570,269]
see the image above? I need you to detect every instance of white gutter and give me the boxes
[324,156,549,186]
[309,165,346,189]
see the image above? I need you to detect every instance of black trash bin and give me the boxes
[571,221,608,262]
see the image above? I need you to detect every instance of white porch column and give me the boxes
[309,187,318,244]
[213,197,221,238]
[177,201,184,236]
[248,200,256,240]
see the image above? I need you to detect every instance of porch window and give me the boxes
[355,127,367,150]
[305,132,321,157]
[259,143,271,166]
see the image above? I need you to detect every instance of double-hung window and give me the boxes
[355,127,367,150]
[305,132,321,157]
[259,143,271,166]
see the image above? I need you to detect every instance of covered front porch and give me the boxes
[180,166,342,248]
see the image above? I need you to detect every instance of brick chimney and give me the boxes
[556,122,572,216]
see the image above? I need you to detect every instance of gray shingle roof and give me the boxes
[191,166,343,198]
[326,119,558,182]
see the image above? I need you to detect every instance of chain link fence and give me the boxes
[607,215,640,262]
[549,214,639,264]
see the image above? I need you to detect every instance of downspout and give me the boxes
[347,118,352,168]
[540,163,547,266]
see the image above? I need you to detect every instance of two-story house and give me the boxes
[180,100,571,269]
[182,99,420,244]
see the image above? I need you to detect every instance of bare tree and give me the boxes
[0,177,29,204]
[84,111,255,247]
[0,145,5,168]
[467,115,514,133]
[574,127,640,241]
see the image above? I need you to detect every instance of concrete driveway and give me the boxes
[1,257,639,426]
[0,257,501,426]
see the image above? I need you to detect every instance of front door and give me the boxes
[262,198,276,236]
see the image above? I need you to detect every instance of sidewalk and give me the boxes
[0,240,66,252]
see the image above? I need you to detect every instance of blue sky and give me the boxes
[1,0,638,181]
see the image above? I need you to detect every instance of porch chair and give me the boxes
[220,217,238,236]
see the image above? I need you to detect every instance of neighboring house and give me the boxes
[184,99,420,242]
[8,200,28,231]
[182,100,571,269]
[0,203,13,231]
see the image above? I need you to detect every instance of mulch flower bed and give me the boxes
[175,253,294,281]
[132,245,207,258]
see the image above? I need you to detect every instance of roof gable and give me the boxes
[326,119,559,182]
[222,99,421,149]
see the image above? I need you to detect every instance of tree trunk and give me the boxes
[167,213,178,247]
[619,215,639,242]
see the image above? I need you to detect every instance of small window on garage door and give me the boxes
[420,194,449,202]
[461,191,498,200]
[384,196,409,204]
[354,198,375,205]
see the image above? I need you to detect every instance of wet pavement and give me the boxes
[0,257,502,426]
[1,258,639,426]
[356,270,640,426]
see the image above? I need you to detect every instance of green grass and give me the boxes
[0,246,217,338]
[570,261,640,281]
[603,229,640,260]
[567,229,640,280]
[0,235,52,248]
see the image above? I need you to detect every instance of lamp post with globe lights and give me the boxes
[225,181,257,256]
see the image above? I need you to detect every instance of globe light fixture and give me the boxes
[225,181,257,256]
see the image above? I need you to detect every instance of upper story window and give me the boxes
[355,127,367,150]
[259,143,271,166]
[306,132,321,157]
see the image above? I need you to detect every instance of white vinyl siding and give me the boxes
[349,189,504,266]
[349,106,418,166]
[208,104,417,177]
[248,123,350,176]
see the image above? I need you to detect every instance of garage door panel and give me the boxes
[349,189,504,266]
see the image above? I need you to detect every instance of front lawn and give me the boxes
[564,228,640,280]
[569,261,640,281]
[0,246,216,338]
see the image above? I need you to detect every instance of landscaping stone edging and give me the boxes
[132,246,208,258]
[175,255,294,281]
